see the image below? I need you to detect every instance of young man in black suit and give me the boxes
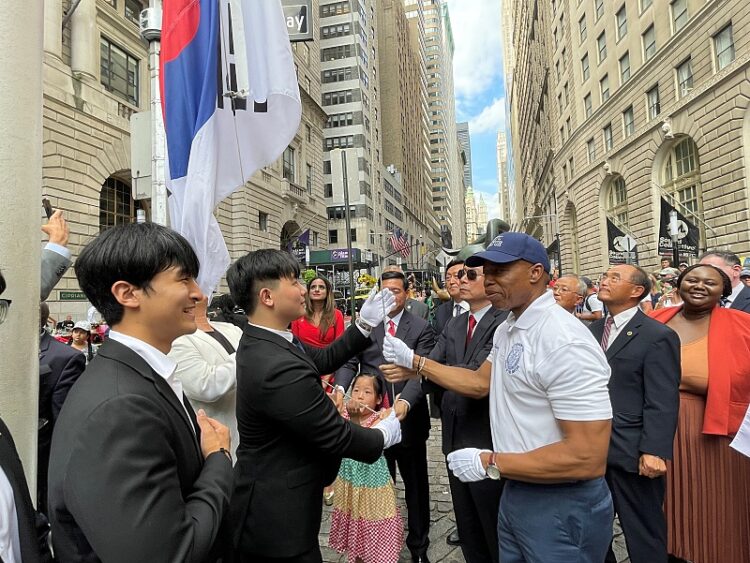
[37,301,85,515]
[48,223,234,563]
[336,270,436,563]
[593,264,681,563]
[227,249,401,563]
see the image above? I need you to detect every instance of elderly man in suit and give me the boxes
[37,302,85,514]
[433,260,468,335]
[337,269,436,563]
[592,264,681,563]
[227,249,401,563]
[699,250,750,312]
[48,223,234,563]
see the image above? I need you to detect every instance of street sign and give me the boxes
[59,291,87,301]
[282,0,313,42]
[619,234,637,252]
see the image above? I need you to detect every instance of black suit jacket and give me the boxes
[37,331,85,512]
[731,284,750,313]
[231,323,384,559]
[336,310,436,446]
[0,417,52,563]
[425,308,506,455]
[48,339,233,563]
[433,300,456,335]
[590,310,681,473]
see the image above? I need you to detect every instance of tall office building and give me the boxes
[496,130,511,221]
[507,0,750,274]
[456,121,473,191]
[465,186,479,242]
[477,193,488,229]
[39,0,328,316]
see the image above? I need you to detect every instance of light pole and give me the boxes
[668,209,680,268]
[522,214,562,276]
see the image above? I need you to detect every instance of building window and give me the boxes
[595,0,604,20]
[647,85,660,120]
[616,6,627,41]
[603,123,614,151]
[640,0,653,11]
[714,24,735,71]
[587,138,597,163]
[606,176,629,227]
[623,106,635,137]
[564,82,569,104]
[643,25,656,62]
[600,74,610,102]
[663,138,702,216]
[566,116,571,137]
[100,37,139,105]
[671,0,688,33]
[581,53,590,81]
[99,177,144,231]
[306,124,312,142]
[619,52,631,84]
[124,0,144,24]
[329,229,338,244]
[569,156,575,176]
[560,126,566,144]
[283,147,296,181]
[597,32,607,63]
[584,93,593,119]
[579,15,587,42]
[676,58,693,98]
[306,164,313,193]
[259,212,268,232]
[350,228,357,242]
[557,93,563,113]
[324,183,333,198]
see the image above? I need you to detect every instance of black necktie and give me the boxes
[291,336,306,353]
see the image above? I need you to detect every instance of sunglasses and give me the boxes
[0,299,11,326]
[457,269,484,281]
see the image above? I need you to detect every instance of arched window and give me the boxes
[606,175,629,227]
[99,177,145,231]
[663,137,702,215]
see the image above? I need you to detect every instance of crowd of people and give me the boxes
[1,216,749,563]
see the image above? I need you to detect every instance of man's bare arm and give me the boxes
[480,419,611,483]
[380,357,492,399]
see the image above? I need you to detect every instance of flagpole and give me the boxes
[141,0,168,225]
[341,150,357,320]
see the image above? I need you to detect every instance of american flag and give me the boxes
[390,228,411,258]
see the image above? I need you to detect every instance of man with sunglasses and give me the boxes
[592,264,680,563]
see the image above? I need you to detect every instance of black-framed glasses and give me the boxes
[0,299,11,326]
[458,269,484,281]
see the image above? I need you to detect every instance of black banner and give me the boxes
[658,198,699,257]
[607,218,638,264]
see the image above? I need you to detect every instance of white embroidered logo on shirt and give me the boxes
[505,343,523,374]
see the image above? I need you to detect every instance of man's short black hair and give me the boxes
[627,265,651,301]
[74,223,200,326]
[227,249,300,315]
[380,270,408,290]
[445,259,464,273]
[699,249,741,267]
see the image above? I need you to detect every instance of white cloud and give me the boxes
[446,0,504,101]
[468,97,506,135]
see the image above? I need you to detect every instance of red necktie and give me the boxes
[600,316,614,351]
[388,320,396,336]
[465,314,476,349]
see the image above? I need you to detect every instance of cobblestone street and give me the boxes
[318,418,630,562]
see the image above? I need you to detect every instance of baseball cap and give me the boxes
[741,268,750,279]
[659,267,679,278]
[73,320,91,332]
[465,232,551,272]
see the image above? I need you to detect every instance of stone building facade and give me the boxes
[507,0,750,275]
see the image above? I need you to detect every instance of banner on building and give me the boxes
[606,218,639,264]
[658,198,700,257]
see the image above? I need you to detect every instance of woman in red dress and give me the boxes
[291,275,345,506]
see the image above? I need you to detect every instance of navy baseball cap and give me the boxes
[465,232,551,272]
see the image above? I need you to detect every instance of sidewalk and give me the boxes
[319,418,629,562]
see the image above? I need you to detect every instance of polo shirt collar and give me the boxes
[507,291,555,331]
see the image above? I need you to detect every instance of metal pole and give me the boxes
[669,210,680,268]
[341,151,356,320]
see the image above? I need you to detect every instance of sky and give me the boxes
[445,0,505,222]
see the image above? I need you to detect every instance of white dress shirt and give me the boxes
[0,465,21,563]
[107,330,194,432]
[601,306,640,351]
[468,303,493,325]
[726,282,744,306]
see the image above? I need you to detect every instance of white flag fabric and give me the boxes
[161,0,301,294]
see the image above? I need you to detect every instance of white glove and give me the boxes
[374,410,402,449]
[359,288,396,327]
[383,334,414,369]
[447,448,490,483]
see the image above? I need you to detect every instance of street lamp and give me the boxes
[521,214,562,276]
[668,209,680,268]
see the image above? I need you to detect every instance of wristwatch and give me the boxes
[354,316,374,333]
[486,452,501,480]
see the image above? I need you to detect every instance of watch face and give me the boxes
[486,464,501,480]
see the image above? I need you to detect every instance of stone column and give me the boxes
[44,0,63,58]
[0,0,44,488]
[70,0,99,81]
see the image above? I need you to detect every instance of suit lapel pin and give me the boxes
[626,331,633,336]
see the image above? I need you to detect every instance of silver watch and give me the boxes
[486,452,501,480]
[355,316,374,333]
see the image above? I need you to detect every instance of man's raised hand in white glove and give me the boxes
[447,448,491,483]
[383,333,414,369]
[372,410,402,449]
[358,287,396,327]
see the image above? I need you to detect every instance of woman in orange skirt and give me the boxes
[650,264,750,563]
